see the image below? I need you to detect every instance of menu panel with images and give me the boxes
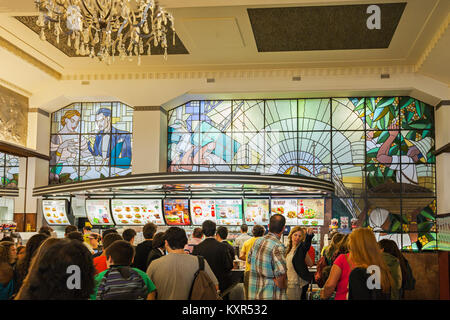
[297,199,325,226]
[190,200,216,225]
[244,199,270,225]
[164,199,191,226]
[86,199,114,226]
[215,199,243,226]
[111,199,164,226]
[270,199,298,225]
[42,200,70,226]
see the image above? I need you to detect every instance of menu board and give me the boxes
[271,199,325,226]
[86,199,114,226]
[163,199,191,226]
[244,199,270,225]
[111,199,164,226]
[42,200,70,226]
[215,199,243,226]
[271,199,299,225]
[190,200,216,225]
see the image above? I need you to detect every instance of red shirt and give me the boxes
[333,253,353,300]
[308,247,315,263]
[93,255,108,275]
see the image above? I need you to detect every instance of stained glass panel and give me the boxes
[264,131,297,165]
[333,164,365,197]
[400,97,434,130]
[332,98,365,131]
[232,100,264,132]
[332,130,365,163]
[79,166,108,181]
[50,166,80,184]
[201,100,232,133]
[51,103,82,134]
[298,98,331,131]
[265,100,297,131]
[4,166,19,188]
[365,97,400,130]
[297,131,331,164]
[81,102,112,134]
[232,132,264,165]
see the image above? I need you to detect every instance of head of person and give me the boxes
[17,233,48,274]
[349,228,393,294]
[101,228,118,240]
[64,225,78,237]
[67,231,84,242]
[164,227,188,251]
[102,233,123,251]
[335,234,350,255]
[378,239,408,278]
[192,227,203,240]
[96,108,112,132]
[0,245,9,263]
[105,240,135,267]
[0,236,13,242]
[327,232,345,254]
[240,224,248,234]
[0,241,16,265]
[17,240,95,300]
[202,220,217,237]
[122,229,137,245]
[143,223,157,240]
[61,110,81,133]
[38,226,53,237]
[268,214,286,235]
[286,226,306,255]
[88,233,100,249]
[252,225,265,237]
[216,226,229,241]
[152,232,166,250]
[82,225,92,235]
[16,245,26,262]
[407,146,420,162]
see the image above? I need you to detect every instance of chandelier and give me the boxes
[34,0,175,65]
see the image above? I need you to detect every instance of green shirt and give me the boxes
[90,266,156,300]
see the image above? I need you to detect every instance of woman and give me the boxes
[0,241,17,267]
[347,228,393,300]
[16,246,25,263]
[0,245,14,300]
[285,227,314,300]
[146,232,166,270]
[13,233,48,294]
[323,233,345,265]
[16,240,95,300]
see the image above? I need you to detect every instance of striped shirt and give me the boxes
[247,233,287,300]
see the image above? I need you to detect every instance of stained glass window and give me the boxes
[0,153,19,188]
[50,101,133,184]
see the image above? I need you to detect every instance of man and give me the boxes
[64,225,78,238]
[192,220,233,296]
[132,223,157,272]
[122,228,137,246]
[247,214,288,300]
[239,225,265,299]
[90,240,156,300]
[234,224,252,253]
[184,227,203,254]
[93,233,123,274]
[88,108,132,169]
[38,226,53,237]
[216,226,235,261]
[88,233,101,256]
[147,227,218,300]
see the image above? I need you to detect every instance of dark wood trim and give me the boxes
[0,141,50,160]
[436,100,450,111]
[434,142,450,156]
[439,251,450,300]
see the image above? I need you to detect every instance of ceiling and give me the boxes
[0,0,448,109]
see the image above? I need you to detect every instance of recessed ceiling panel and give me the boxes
[247,3,406,52]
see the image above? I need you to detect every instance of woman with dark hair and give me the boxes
[378,239,415,298]
[13,233,48,294]
[146,232,166,270]
[0,245,14,300]
[0,242,17,267]
[15,240,96,300]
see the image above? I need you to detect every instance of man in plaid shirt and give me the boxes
[247,214,287,300]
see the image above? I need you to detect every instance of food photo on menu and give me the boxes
[215,199,243,225]
[163,199,191,226]
[86,199,114,226]
[112,199,164,225]
[297,199,325,226]
[190,199,216,225]
[244,199,270,225]
[42,200,70,225]
[271,199,298,225]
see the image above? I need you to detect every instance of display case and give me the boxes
[85,199,114,226]
[42,199,70,226]
[111,199,164,226]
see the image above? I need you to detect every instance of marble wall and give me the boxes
[0,84,28,146]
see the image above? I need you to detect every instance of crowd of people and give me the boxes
[0,215,415,300]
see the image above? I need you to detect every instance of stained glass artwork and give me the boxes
[331,98,364,131]
[333,164,365,196]
[366,131,401,164]
[232,132,264,165]
[365,97,400,130]
[298,99,331,131]
[265,100,297,131]
[332,130,365,163]
[0,152,19,188]
[50,101,133,184]
[232,100,264,132]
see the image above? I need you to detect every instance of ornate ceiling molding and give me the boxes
[0,77,32,97]
[0,36,62,80]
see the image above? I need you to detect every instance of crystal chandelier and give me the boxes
[34,0,175,65]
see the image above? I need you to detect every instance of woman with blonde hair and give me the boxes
[323,233,344,265]
[347,228,393,300]
[286,226,314,300]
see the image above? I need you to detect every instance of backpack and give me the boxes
[96,266,148,300]
[403,259,416,291]
[188,256,221,300]
[314,256,329,288]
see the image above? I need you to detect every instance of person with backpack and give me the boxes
[147,227,219,300]
[91,240,156,300]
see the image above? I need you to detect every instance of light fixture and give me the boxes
[34,0,175,65]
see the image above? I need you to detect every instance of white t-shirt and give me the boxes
[286,249,309,287]
[388,156,418,184]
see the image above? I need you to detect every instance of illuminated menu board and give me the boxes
[244,199,270,225]
[42,200,70,226]
[111,199,164,226]
[270,199,325,226]
[86,199,114,226]
[215,199,243,226]
[190,200,216,225]
[163,199,191,226]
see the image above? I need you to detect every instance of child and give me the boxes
[91,240,156,300]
